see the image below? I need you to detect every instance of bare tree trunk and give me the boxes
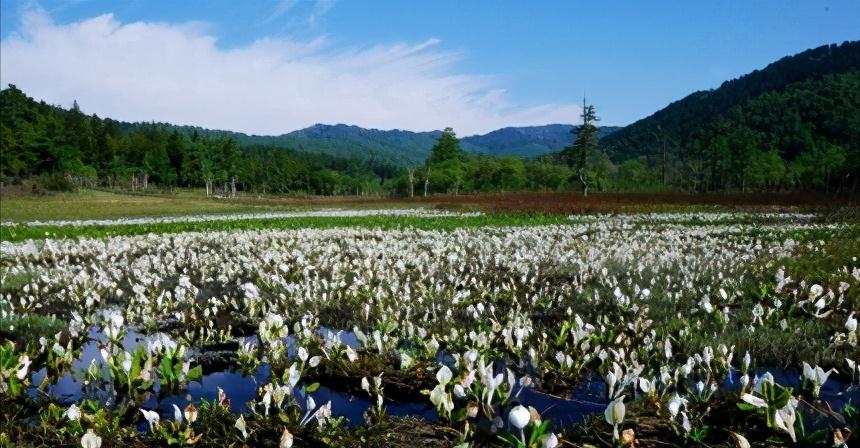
[230,176,236,198]
[662,139,667,185]
[408,169,414,198]
[423,167,430,197]
[579,170,588,198]
[142,173,149,191]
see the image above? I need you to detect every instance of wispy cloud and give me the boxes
[264,0,299,24]
[0,9,580,136]
[308,0,335,28]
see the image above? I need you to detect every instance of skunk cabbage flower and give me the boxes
[140,409,160,430]
[80,429,102,448]
[809,284,824,300]
[65,404,82,421]
[739,374,750,390]
[280,428,294,448]
[345,346,358,363]
[235,414,248,438]
[542,432,559,448]
[802,362,837,398]
[184,403,198,424]
[604,396,626,440]
[638,377,654,394]
[731,433,751,448]
[667,395,687,419]
[508,405,531,429]
[741,394,768,408]
[436,365,453,385]
[16,355,31,380]
[773,397,798,442]
[172,404,183,424]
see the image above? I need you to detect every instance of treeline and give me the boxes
[0,85,399,195]
[0,84,624,196]
[386,127,655,196]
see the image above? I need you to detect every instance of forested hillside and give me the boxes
[114,122,599,164]
[461,125,619,158]
[0,86,581,195]
[600,41,860,192]
[0,86,400,195]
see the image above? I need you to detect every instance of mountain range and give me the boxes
[156,122,620,166]
[127,42,860,169]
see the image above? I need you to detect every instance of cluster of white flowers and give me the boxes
[1,212,856,445]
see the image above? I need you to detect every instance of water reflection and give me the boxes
[27,326,855,430]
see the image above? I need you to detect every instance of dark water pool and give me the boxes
[28,327,856,429]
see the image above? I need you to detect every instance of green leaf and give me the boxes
[736,402,757,411]
[305,382,320,393]
[186,365,202,381]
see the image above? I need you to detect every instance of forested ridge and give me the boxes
[600,41,860,192]
[1,41,858,196]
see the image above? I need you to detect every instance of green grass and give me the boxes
[0,189,289,221]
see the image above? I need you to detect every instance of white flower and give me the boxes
[280,428,294,448]
[436,365,453,386]
[773,397,798,442]
[184,403,198,423]
[542,433,559,448]
[345,346,358,363]
[802,362,837,398]
[140,408,160,430]
[638,377,653,394]
[667,395,687,419]
[16,355,31,380]
[297,347,308,362]
[604,396,626,440]
[809,284,824,299]
[65,404,82,421]
[508,405,531,429]
[846,313,858,333]
[731,432,751,448]
[80,428,102,448]
[235,414,248,438]
[262,385,273,415]
[172,404,183,424]
[741,393,768,408]
[681,412,692,433]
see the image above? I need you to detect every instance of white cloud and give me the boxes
[0,9,581,136]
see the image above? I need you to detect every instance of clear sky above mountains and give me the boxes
[1,0,858,136]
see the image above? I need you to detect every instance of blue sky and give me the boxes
[1,0,858,135]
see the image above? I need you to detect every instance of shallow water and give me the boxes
[29,326,856,429]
